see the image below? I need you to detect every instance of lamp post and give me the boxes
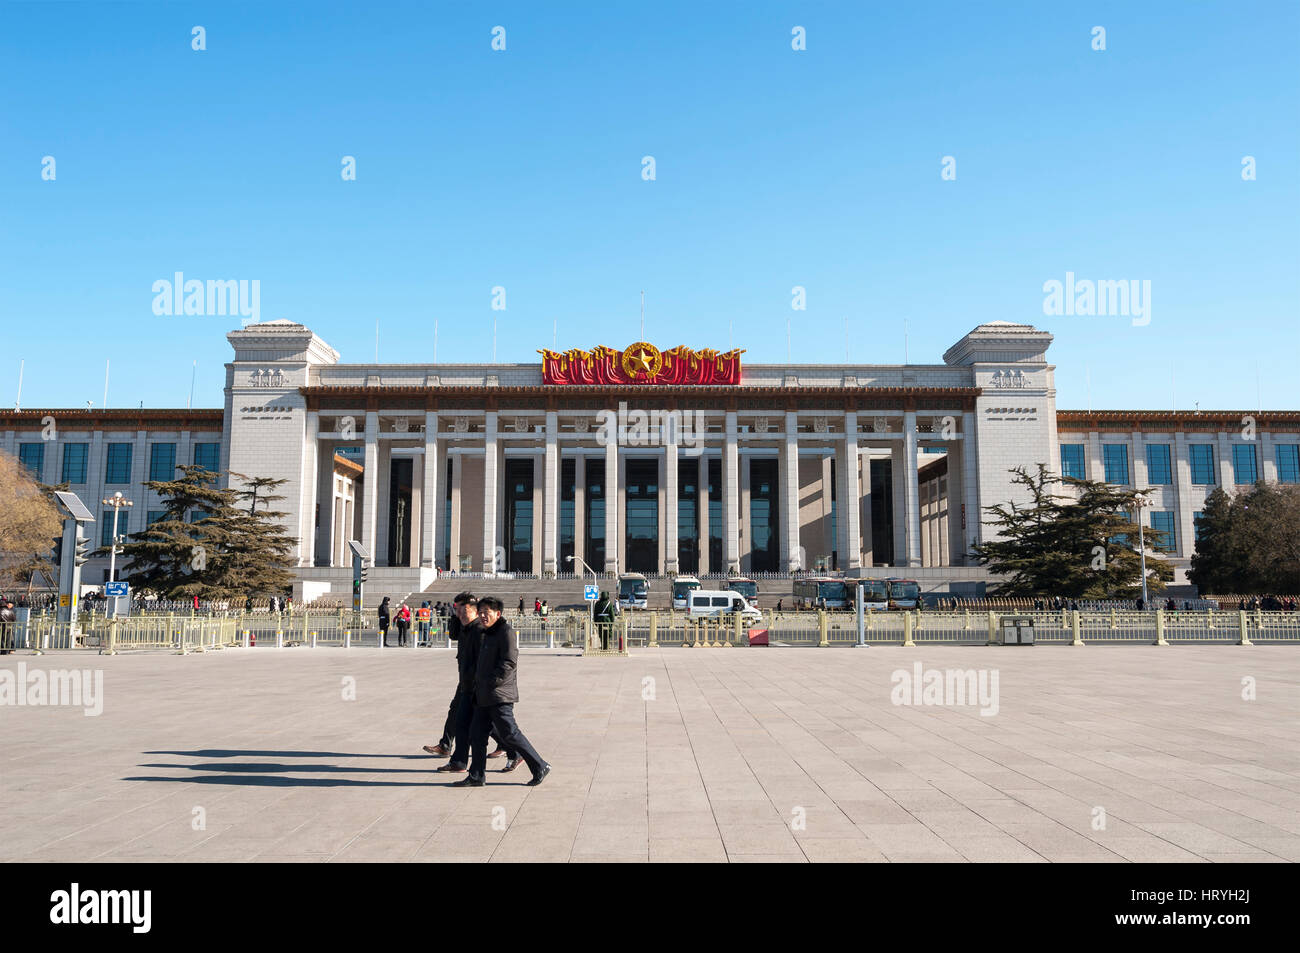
[567,554,598,627]
[1133,490,1150,607]
[101,491,133,584]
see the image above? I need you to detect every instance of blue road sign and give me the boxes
[584,585,599,601]
[105,581,129,597]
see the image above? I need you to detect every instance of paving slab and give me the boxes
[1,645,1297,862]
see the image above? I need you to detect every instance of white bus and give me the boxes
[671,576,702,610]
[617,573,649,609]
[858,579,889,611]
[791,577,849,610]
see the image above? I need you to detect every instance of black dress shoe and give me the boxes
[526,763,551,786]
[436,763,467,773]
[501,756,522,773]
[451,775,485,787]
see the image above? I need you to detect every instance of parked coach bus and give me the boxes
[617,573,649,609]
[858,579,889,611]
[792,577,849,610]
[671,576,702,610]
[887,578,921,610]
[724,577,759,607]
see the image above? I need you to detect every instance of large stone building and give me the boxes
[4,319,1298,599]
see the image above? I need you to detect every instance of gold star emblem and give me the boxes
[620,341,662,380]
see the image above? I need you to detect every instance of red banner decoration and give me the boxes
[539,342,743,386]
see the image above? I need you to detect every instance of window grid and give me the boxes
[1189,444,1215,485]
[1145,444,1172,485]
[104,442,133,484]
[1278,445,1300,484]
[1102,444,1129,485]
[1060,444,1085,480]
[1231,443,1258,485]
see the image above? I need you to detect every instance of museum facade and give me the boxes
[4,319,1298,597]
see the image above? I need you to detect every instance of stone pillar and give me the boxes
[665,440,679,575]
[532,453,544,576]
[1131,430,1147,489]
[421,412,439,568]
[1173,432,1194,558]
[483,413,499,572]
[1261,432,1277,483]
[782,411,801,571]
[449,452,463,570]
[724,411,740,573]
[859,451,873,568]
[838,412,862,570]
[361,411,379,559]
[604,431,618,573]
[1086,431,1103,482]
[1217,431,1233,489]
[573,453,585,568]
[902,411,920,568]
[697,452,710,575]
[962,411,980,561]
[890,441,905,566]
[543,412,559,575]
[299,408,319,564]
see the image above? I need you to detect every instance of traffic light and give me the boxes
[352,579,361,597]
[51,536,63,564]
[74,533,92,567]
[360,564,368,584]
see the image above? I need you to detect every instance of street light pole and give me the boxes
[1134,491,1149,606]
[567,554,597,627]
[100,491,133,584]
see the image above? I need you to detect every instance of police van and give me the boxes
[685,589,762,623]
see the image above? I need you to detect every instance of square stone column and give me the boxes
[665,439,679,575]
[604,430,619,573]
[543,412,559,575]
[1130,430,1147,489]
[961,411,980,560]
[483,412,499,572]
[1086,431,1103,482]
[1173,432,1195,558]
[1217,431,1233,489]
[724,412,740,573]
[573,453,585,568]
[421,412,439,568]
[697,452,710,575]
[782,411,801,571]
[1261,432,1277,483]
[362,411,379,559]
[449,452,463,570]
[902,411,920,567]
[836,412,862,570]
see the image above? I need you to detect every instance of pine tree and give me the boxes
[221,472,296,598]
[117,465,238,599]
[973,464,1173,598]
[1189,483,1300,593]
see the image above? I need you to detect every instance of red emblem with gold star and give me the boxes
[620,341,663,381]
[539,341,744,385]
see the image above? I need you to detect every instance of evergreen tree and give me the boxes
[1189,483,1300,593]
[221,472,296,597]
[117,465,236,599]
[974,464,1173,598]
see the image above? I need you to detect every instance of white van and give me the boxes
[686,590,762,623]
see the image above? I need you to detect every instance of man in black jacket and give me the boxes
[453,597,550,787]
[425,592,513,770]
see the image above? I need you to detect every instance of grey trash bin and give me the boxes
[1001,616,1035,645]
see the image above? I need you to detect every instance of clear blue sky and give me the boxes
[2,0,1296,411]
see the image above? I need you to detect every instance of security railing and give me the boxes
[5,608,1293,652]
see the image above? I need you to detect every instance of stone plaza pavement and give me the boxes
[1,645,1298,863]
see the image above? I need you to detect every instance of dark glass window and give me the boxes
[18,443,44,479]
[748,458,779,572]
[1278,445,1300,484]
[707,458,722,572]
[1145,444,1172,485]
[62,443,88,484]
[149,442,177,482]
[504,458,534,573]
[871,457,894,566]
[1149,511,1176,553]
[1102,444,1129,485]
[677,458,699,573]
[585,459,605,570]
[1189,444,1215,485]
[1059,444,1085,480]
[102,510,129,547]
[625,459,658,573]
[193,442,220,473]
[559,457,576,567]
[442,458,453,569]
[1232,444,1257,484]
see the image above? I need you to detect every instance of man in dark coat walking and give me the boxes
[424,592,511,768]
[453,597,550,787]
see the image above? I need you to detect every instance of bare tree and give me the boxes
[0,450,62,590]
